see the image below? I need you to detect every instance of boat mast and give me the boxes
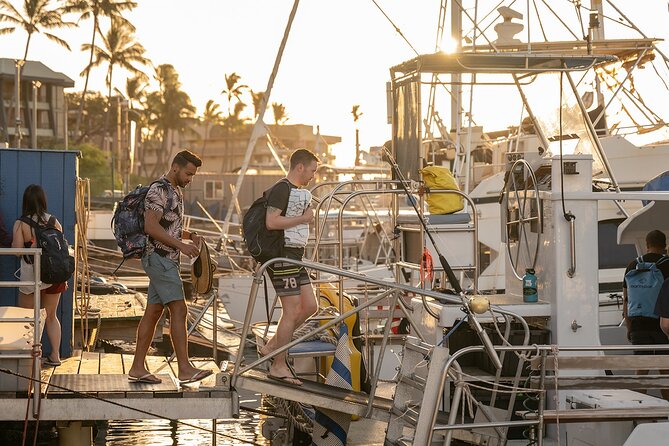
[220,0,300,239]
[450,1,462,167]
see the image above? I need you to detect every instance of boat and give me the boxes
[225,2,669,445]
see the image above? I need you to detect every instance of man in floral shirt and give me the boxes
[128,150,213,385]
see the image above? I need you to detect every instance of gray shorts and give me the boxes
[142,252,185,306]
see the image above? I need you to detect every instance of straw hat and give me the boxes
[191,241,217,295]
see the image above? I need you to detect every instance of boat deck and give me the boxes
[0,350,233,421]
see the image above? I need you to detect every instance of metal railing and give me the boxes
[230,257,495,416]
[0,247,43,418]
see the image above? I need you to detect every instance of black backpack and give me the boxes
[242,179,289,263]
[20,216,75,284]
[111,178,174,260]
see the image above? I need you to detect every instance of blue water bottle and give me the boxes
[523,268,538,303]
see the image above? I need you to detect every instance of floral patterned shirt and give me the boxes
[144,176,183,261]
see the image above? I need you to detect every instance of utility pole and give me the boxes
[14,60,25,148]
[31,81,41,149]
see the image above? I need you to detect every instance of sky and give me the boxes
[2,1,669,166]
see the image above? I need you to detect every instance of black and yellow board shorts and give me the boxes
[266,247,311,296]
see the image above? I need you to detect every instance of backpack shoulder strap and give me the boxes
[151,178,176,211]
[19,216,38,229]
[655,255,669,267]
[46,215,56,228]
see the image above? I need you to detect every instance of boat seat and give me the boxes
[287,340,336,358]
[397,212,471,225]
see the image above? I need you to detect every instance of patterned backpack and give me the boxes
[111,179,173,262]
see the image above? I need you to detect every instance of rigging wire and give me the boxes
[558,72,575,224]
[0,367,264,446]
[531,0,548,42]
[462,0,511,43]
[570,0,587,39]
[539,0,580,40]
[369,0,419,55]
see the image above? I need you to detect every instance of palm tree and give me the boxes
[352,104,363,166]
[121,75,147,176]
[146,64,196,177]
[272,102,288,126]
[200,99,223,159]
[251,90,266,118]
[64,0,137,140]
[81,17,149,143]
[221,72,248,117]
[0,0,75,60]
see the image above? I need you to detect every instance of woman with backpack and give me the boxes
[11,184,68,367]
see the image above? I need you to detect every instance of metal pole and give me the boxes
[14,60,25,148]
[220,0,300,238]
[32,81,41,149]
[33,250,42,418]
[116,97,122,192]
[212,290,218,365]
[64,91,69,150]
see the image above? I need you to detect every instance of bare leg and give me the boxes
[264,285,318,384]
[42,293,62,362]
[166,299,209,380]
[129,303,164,378]
[18,292,33,309]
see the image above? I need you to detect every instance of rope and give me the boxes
[292,307,339,345]
[0,367,263,446]
[266,307,343,433]
[73,178,93,351]
[267,395,314,434]
[420,248,434,286]
[22,345,42,446]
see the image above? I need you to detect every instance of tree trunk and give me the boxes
[201,123,210,159]
[23,33,32,61]
[75,18,98,143]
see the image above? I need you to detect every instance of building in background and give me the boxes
[0,59,74,147]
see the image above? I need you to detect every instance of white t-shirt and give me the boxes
[283,188,312,248]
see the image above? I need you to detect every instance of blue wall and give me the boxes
[0,148,78,358]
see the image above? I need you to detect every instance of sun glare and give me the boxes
[440,37,459,54]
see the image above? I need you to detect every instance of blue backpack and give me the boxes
[625,255,669,318]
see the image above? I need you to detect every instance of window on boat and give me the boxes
[598,219,637,269]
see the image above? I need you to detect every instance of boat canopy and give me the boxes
[391,52,616,76]
[463,38,658,60]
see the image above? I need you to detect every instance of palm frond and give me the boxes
[44,32,72,50]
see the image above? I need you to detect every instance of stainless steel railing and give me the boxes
[0,247,43,418]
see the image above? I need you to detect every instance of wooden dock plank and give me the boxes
[120,353,134,374]
[191,358,221,389]
[99,353,124,374]
[52,350,82,375]
[78,351,100,375]
[145,355,173,377]
[40,364,56,395]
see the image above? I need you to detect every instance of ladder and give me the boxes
[384,337,451,445]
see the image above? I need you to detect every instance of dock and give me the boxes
[0,350,234,421]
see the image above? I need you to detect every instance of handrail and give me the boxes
[311,180,401,267]
[0,247,43,418]
[424,341,669,446]
[231,257,469,389]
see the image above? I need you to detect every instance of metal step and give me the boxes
[235,369,393,422]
